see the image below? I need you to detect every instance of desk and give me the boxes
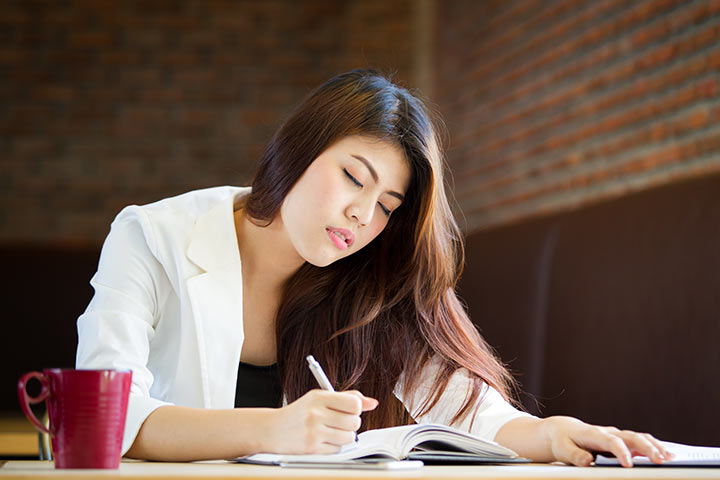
[0,415,37,457]
[2,461,720,480]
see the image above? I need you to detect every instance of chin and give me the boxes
[307,255,337,268]
[302,260,331,268]
[303,249,348,268]
[298,240,358,268]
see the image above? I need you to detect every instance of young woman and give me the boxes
[76,69,671,467]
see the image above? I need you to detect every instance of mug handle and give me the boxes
[17,371,52,436]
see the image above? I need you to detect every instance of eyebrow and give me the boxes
[351,154,405,201]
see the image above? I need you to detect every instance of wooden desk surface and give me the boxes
[0,415,38,457]
[2,460,720,480]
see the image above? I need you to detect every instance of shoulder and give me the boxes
[110,186,250,253]
[131,186,248,221]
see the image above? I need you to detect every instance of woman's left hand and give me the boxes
[541,416,674,467]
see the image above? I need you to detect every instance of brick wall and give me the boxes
[0,0,417,246]
[6,1,717,242]
[436,0,720,233]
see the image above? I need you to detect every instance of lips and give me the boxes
[326,227,355,249]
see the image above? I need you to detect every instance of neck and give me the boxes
[234,209,305,292]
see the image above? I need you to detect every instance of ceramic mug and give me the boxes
[17,368,132,469]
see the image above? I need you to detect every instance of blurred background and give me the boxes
[1,0,719,457]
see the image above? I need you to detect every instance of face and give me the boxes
[280,135,411,267]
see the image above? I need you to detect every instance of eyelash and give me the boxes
[343,168,362,187]
[343,168,391,217]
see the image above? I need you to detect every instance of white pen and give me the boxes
[306,355,335,391]
[307,354,361,443]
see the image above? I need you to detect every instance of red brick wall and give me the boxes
[0,0,416,245]
[436,0,720,233]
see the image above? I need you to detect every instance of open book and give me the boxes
[596,441,720,467]
[238,423,529,466]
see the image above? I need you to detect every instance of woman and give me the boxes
[77,69,671,466]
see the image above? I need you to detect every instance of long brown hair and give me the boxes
[245,70,518,430]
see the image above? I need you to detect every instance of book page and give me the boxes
[237,424,519,465]
[404,424,519,458]
[238,429,403,464]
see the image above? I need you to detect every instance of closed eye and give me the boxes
[345,168,392,217]
[343,168,363,188]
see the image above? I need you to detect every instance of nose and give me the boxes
[347,198,374,227]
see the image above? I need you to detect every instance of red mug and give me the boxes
[17,368,132,469]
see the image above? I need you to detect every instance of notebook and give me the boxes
[596,441,720,467]
[237,423,530,466]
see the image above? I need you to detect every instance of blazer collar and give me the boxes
[184,186,250,408]
[186,187,250,273]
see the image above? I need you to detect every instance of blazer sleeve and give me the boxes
[394,356,535,442]
[76,205,173,455]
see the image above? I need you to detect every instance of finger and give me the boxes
[361,396,378,411]
[600,434,634,467]
[314,442,342,454]
[324,392,363,415]
[619,431,672,463]
[327,390,379,414]
[322,408,362,432]
[643,434,674,460]
[615,431,664,464]
[344,390,379,411]
[321,425,357,447]
[556,436,594,467]
[574,428,633,467]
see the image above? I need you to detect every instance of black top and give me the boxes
[234,361,282,408]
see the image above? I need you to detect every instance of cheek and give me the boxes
[320,180,343,209]
[289,173,335,217]
[307,169,343,209]
[360,218,388,246]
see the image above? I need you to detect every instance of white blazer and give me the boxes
[76,186,531,455]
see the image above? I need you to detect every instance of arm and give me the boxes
[395,359,535,441]
[126,406,269,461]
[76,206,174,454]
[396,359,672,468]
[78,206,378,460]
[495,415,674,467]
[126,390,378,461]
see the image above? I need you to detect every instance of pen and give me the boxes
[306,355,358,443]
[306,355,335,391]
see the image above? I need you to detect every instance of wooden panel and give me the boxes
[459,172,720,445]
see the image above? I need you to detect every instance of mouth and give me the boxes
[326,227,355,250]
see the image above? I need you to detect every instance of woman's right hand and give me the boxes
[260,389,378,454]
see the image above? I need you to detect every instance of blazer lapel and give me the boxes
[185,196,245,409]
